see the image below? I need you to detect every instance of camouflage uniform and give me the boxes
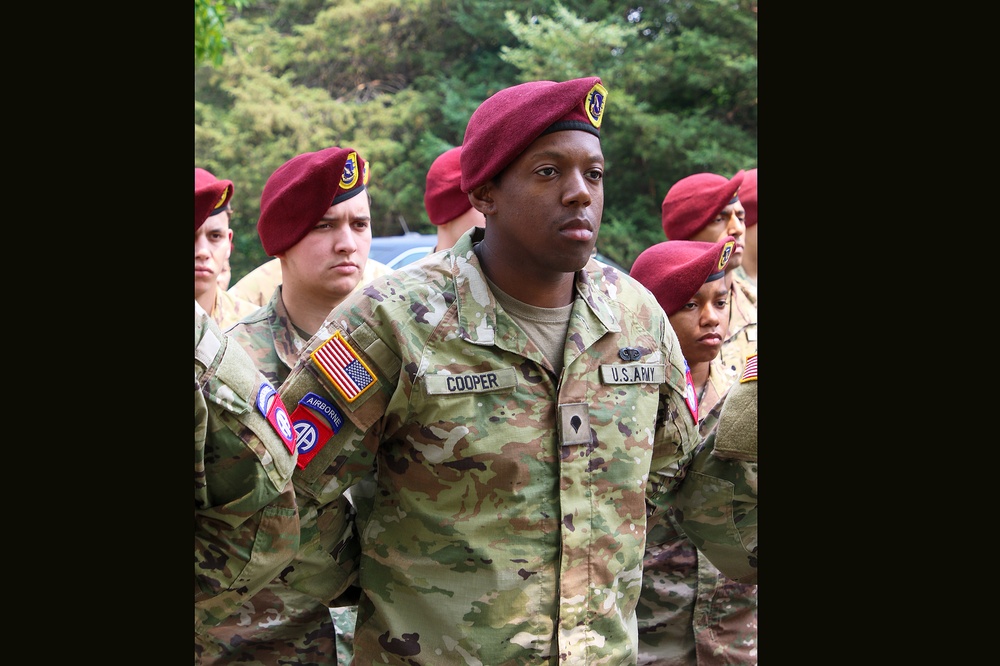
[731,266,756,302]
[225,286,308,387]
[211,287,259,330]
[229,257,393,308]
[201,289,361,665]
[273,228,745,665]
[194,301,301,660]
[698,358,738,421]
[666,360,758,587]
[719,277,756,378]
[637,357,757,665]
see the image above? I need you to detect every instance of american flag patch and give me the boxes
[683,359,698,422]
[311,330,376,402]
[740,353,757,383]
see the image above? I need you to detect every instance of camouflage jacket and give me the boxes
[225,286,308,388]
[194,301,300,656]
[211,287,259,330]
[666,364,758,586]
[227,257,283,308]
[720,274,757,377]
[201,294,361,665]
[732,265,756,302]
[276,228,705,665]
[637,359,757,665]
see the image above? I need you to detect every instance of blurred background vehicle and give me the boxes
[370,233,438,269]
[371,233,627,272]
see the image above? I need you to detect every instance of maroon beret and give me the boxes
[741,168,757,227]
[194,168,233,231]
[460,77,608,192]
[630,237,736,316]
[424,146,470,225]
[257,147,370,256]
[661,171,745,240]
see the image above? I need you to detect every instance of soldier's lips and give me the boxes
[559,227,594,241]
[697,337,722,350]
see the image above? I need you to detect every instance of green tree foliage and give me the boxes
[196,0,756,281]
[195,0,251,66]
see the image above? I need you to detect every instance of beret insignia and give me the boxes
[586,83,607,128]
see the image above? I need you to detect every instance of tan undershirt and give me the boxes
[484,275,574,379]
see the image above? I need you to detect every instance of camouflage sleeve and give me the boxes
[228,257,282,307]
[194,304,301,633]
[645,312,702,502]
[663,362,758,584]
[277,316,399,496]
[278,491,360,605]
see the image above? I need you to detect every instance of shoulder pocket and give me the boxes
[202,335,297,483]
[202,335,256,415]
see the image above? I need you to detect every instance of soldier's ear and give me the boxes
[469,185,496,216]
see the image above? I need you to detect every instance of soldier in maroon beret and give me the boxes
[229,146,391,312]
[194,167,258,328]
[195,178,301,661]
[630,237,758,664]
[245,146,374,343]
[461,77,610,305]
[423,145,484,251]
[631,236,738,421]
[266,77,755,664]
[736,167,757,295]
[661,170,757,378]
[201,147,374,664]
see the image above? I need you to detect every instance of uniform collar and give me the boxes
[447,228,623,348]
